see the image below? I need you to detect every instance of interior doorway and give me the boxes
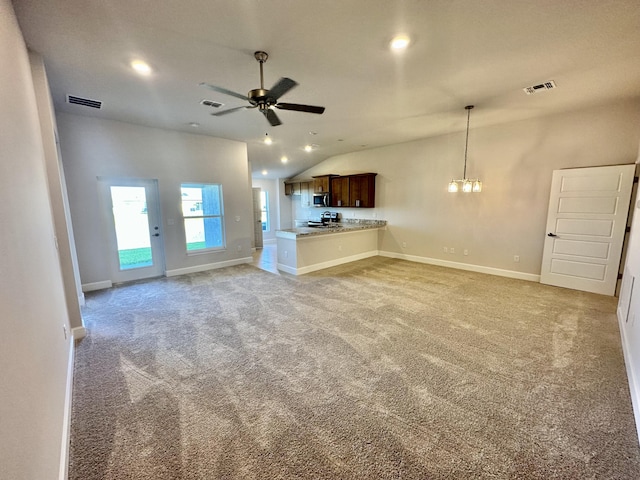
[99,178,165,283]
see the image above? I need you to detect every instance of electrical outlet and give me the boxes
[402,242,407,248]
[284,250,288,258]
[514,255,520,262]
[237,245,242,251]
[235,216,240,222]
[443,247,448,253]
[463,249,468,256]
[338,245,342,251]
[450,248,455,254]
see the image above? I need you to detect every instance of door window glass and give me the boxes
[110,186,153,269]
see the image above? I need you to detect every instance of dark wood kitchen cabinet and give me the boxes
[312,175,334,193]
[330,176,350,207]
[349,173,376,208]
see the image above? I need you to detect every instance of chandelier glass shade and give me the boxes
[448,105,482,193]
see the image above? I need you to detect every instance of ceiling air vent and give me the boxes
[200,99,224,108]
[67,95,102,109]
[523,80,557,95]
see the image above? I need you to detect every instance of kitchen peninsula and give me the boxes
[276,219,387,275]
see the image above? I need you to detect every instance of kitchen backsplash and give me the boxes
[339,218,387,226]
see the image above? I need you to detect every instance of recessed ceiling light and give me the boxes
[130,59,152,76]
[304,145,313,152]
[264,134,272,145]
[281,156,288,164]
[188,122,200,128]
[390,35,411,51]
[309,131,318,135]
[261,170,268,175]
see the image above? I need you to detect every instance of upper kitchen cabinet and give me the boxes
[331,176,350,207]
[349,173,376,208]
[284,181,302,196]
[312,175,335,193]
[300,181,312,207]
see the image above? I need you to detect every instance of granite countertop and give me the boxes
[276,219,387,238]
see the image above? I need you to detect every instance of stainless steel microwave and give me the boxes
[313,193,329,207]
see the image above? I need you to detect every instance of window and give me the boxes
[181,183,225,252]
[260,190,270,232]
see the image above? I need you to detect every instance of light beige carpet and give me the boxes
[70,257,640,479]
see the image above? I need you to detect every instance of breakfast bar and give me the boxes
[275,219,386,275]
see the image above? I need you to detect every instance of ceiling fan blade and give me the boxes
[211,106,249,117]
[268,77,298,101]
[275,103,325,115]
[261,108,282,127]
[199,82,249,101]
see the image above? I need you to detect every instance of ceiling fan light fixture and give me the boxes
[200,51,325,127]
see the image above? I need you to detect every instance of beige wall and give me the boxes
[57,113,253,285]
[0,0,73,478]
[292,100,640,277]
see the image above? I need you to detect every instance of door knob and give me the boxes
[547,233,557,237]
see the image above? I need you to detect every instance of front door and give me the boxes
[540,164,635,295]
[100,178,165,283]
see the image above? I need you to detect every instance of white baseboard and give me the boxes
[278,250,379,275]
[59,336,75,480]
[165,256,253,277]
[72,326,87,340]
[379,251,541,282]
[82,280,112,292]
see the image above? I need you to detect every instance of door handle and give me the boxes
[152,233,160,237]
[547,233,557,237]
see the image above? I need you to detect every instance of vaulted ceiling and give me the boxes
[13,0,640,179]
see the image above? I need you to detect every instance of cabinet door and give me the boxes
[313,176,330,193]
[284,183,294,196]
[349,174,376,208]
[300,182,311,207]
[331,177,350,207]
[292,182,301,195]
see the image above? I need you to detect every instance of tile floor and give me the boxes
[251,243,279,274]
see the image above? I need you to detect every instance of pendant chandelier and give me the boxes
[448,105,482,193]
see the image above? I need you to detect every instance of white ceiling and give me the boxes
[13,0,640,179]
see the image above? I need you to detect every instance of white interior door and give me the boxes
[540,164,635,295]
[100,178,165,283]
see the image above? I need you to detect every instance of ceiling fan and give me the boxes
[200,51,325,127]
